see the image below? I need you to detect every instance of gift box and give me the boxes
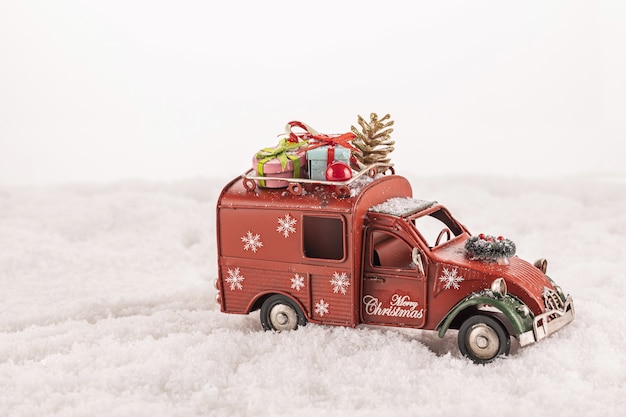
[253,138,308,188]
[307,145,351,181]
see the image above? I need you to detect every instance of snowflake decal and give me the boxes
[291,273,305,291]
[225,267,245,291]
[330,271,350,295]
[241,231,263,253]
[439,267,464,290]
[277,214,297,238]
[315,299,329,317]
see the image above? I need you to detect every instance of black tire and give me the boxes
[260,295,307,332]
[458,315,510,364]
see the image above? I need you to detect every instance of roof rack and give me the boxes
[242,163,395,197]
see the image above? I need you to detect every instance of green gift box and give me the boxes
[253,138,308,188]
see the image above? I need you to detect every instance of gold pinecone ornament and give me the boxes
[351,113,395,171]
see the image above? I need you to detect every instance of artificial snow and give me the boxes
[348,174,377,197]
[370,196,436,216]
[1,175,625,417]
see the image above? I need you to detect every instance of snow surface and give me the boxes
[1,175,625,417]
[369,197,436,216]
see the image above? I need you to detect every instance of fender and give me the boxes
[248,290,308,317]
[436,291,534,338]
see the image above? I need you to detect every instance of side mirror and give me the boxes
[412,247,425,276]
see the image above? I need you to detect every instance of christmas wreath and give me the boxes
[465,234,516,264]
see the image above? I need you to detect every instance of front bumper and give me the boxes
[518,295,575,347]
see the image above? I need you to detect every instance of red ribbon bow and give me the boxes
[285,120,356,152]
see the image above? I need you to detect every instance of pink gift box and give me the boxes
[252,149,308,188]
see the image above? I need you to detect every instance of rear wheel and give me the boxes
[458,315,510,364]
[260,295,307,331]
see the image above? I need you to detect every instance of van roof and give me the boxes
[218,174,414,214]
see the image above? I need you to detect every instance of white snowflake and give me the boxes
[291,273,305,291]
[277,214,297,238]
[315,299,329,317]
[241,231,263,253]
[225,267,245,291]
[439,267,464,290]
[330,271,350,295]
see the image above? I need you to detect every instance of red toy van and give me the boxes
[214,165,574,363]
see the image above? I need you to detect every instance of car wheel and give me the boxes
[260,294,307,331]
[458,315,510,364]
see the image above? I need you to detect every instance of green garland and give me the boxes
[465,234,516,263]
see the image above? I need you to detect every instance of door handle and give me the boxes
[365,275,386,283]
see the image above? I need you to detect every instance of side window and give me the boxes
[371,231,414,269]
[303,215,345,260]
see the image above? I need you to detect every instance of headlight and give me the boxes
[534,258,548,273]
[555,285,566,301]
[491,277,507,297]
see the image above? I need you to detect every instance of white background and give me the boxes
[1,0,625,185]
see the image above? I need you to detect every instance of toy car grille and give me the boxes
[543,288,564,315]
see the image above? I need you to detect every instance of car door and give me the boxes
[360,229,427,328]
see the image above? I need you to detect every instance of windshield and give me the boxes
[411,207,465,248]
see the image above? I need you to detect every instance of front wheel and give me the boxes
[260,294,307,332]
[458,315,510,364]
